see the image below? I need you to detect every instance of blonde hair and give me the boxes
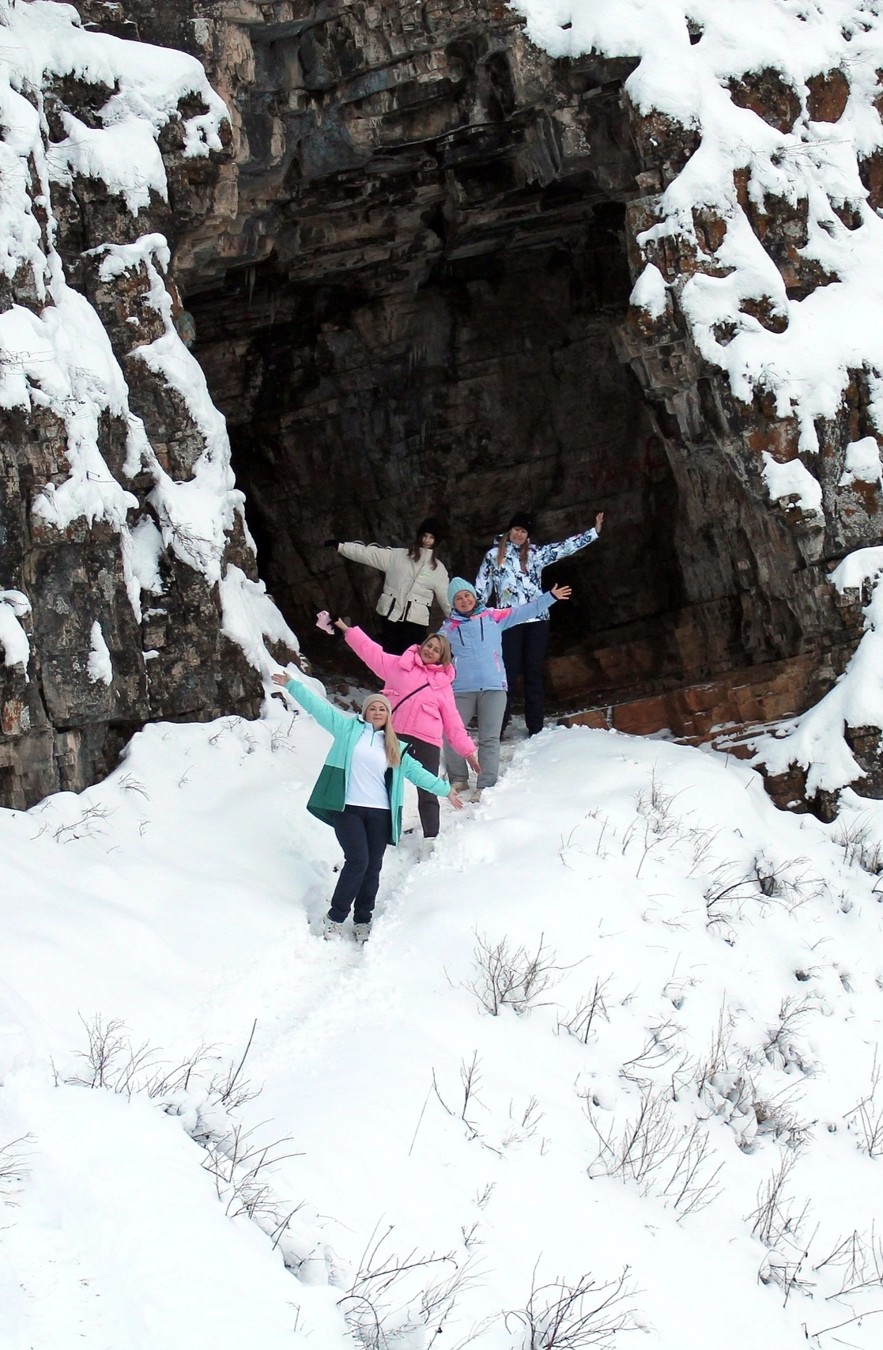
[383,722,401,768]
[497,532,530,573]
[362,695,401,767]
[421,632,453,667]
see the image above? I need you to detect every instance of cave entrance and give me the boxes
[189,202,693,716]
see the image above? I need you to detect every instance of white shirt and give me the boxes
[345,724,390,809]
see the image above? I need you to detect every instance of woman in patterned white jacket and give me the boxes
[474,510,604,736]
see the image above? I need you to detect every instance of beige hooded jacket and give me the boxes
[337,542,451,625]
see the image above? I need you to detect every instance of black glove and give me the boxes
[324,539,340,549]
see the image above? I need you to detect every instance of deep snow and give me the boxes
[4,695,883,1348]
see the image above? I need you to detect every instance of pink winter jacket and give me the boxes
[344,627,476,758]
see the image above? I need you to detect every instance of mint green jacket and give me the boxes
[283,678,452,844]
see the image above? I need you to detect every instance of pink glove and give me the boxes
[316,610,336,636]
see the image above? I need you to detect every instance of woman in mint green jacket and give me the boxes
[271,671,462,941]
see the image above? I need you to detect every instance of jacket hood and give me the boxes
[405,644,456,686]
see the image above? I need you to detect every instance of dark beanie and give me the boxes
[416,516,444,542]
[507,511,533,533]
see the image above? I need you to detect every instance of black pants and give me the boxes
[404,736,441,837]
[379,615,429,654]
[329,805,391,923]
[501,621,550,735]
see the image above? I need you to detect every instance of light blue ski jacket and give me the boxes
[439,592,556,692]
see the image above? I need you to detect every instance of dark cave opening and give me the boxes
[189,202,690,713]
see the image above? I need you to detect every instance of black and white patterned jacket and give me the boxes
[474,527,600,619]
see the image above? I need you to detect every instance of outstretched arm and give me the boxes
[343,625,400,681]
[498,584,572,630]
[534,515,604,567]
[270,672,349,736]
[496,585,575,631]
[402,754,463,806]
[337,541,394,572]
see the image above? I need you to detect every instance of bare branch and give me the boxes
[504,1263,635,1348]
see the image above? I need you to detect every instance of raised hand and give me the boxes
[595,511,605,534]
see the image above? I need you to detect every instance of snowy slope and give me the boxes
[3,696,883,1349]
[2,4,883,1345]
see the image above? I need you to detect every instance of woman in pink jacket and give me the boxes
[334,619,480,843]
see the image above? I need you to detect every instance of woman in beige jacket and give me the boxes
[325,517,450,653]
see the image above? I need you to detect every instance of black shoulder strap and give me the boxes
[390,682,430,715]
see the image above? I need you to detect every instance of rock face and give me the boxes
[176,1,666,699]
[4,0,882,811]
[158,1,866,726]
[0,4,265,810]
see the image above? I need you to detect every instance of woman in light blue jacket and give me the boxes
[475,510,604,735]
[271,672,462,941]
[439,577,571,799]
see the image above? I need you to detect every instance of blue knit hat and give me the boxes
[448,576,477,606]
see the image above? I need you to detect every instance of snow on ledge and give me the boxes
[630,263,669,318]
[839,436,883,488]
[87,620,113,685]
[753,552,883,796]
[219,567,301,677]
[761,452,823,517]
[0,588,31,674]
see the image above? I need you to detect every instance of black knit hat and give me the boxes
[507,511,533,533]
[416,516,444,542]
